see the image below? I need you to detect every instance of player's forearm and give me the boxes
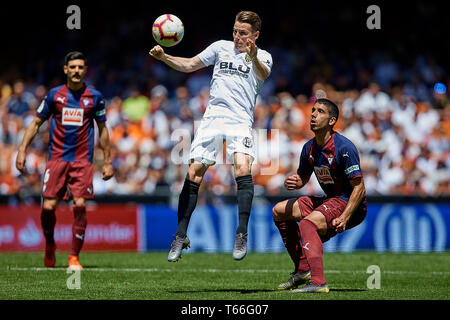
[341,180,366,220]
[251,57,269,81]
[19,118,43,152]
[161,54,199,73]
[98,125,112,164]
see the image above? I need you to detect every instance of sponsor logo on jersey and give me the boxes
[56,96,66,104]
[62,107,84,126]
[345,164,360,175]
[219,62,251,78]
[314,166,334,184]
[96,109,106,117]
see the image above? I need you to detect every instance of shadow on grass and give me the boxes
[168,288,275,294]
[169,288,367,294]
[330,288,367,292]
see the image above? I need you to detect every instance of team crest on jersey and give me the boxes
[328,157,334,165]
[83,98,90,107]
[242,137,253,148]
[62,107,84,126]
[314,166,334,184]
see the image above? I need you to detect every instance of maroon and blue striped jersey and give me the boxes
[297,131,366,206]
[36,84,106,163]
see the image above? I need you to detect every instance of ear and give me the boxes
[254,30,260,41]
[63,65,68,75]
[329,116,337,127]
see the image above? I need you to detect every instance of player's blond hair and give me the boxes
[235,11,261,32]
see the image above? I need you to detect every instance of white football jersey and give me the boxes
[197,40,273,126]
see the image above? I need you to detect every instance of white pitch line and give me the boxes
[5,267,450,275]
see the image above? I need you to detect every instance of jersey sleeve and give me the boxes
[297,143,313,178]
[36,93,54,120]
[340,143,363,179]
[196,40,220,67]
[257,50,273,75]
[94,94,107,123]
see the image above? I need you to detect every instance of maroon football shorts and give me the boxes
[42,160,94,200]
[297,195,366,242]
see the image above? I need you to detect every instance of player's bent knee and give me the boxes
[272,199,301,221]
[304,211,328,234]
[272,205,282,221]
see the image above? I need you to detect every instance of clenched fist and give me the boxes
[149,45,165,60]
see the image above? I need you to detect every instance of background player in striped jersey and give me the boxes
[16,52,114,270]
[149,11,272,262]
[272,98,367,293]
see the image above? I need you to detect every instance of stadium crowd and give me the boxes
[0,45,449,201]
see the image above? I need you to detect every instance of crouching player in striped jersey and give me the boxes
[16,52,114,270]
[272,98,367,293]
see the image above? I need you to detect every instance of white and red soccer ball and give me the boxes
[152,14,184,47]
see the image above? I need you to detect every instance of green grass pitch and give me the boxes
[0,251,449,300]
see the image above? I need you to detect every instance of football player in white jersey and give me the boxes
[149,11,272,262]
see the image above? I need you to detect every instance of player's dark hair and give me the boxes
[64,51,87,65]
[235,11,261,32]
[316,98,339,125]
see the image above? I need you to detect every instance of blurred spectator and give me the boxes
[121,85,150,122]
[6,80,35,116]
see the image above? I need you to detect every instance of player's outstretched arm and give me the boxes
[16,116,45,174]
[97,122,114,181]
[149,45,205,73]
[332,176,366,233]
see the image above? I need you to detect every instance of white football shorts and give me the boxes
[189,116,256,168]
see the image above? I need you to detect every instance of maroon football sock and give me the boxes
[298,219,326,286]
[275,220,309,274]
[41,208,56,245]
[71,206,87,257]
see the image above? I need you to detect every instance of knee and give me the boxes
[42,200,57,211]
[272,203,283,221]
[73,198,86,209]
[234,164,251,177]
[186,165,205,184]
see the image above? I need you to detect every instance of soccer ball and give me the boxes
[152,14,184,47]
